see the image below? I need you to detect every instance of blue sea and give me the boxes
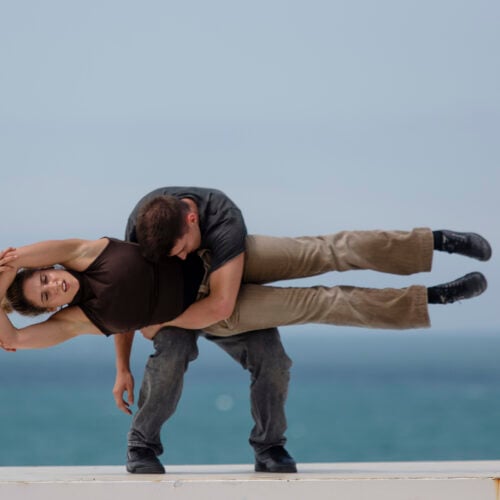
[1,328,500,467]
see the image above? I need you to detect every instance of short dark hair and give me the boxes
[136,195,190,261]
[2,268,52,317]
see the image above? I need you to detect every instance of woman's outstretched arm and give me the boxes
[6,238,109,272]
[0,306,101,350]
[113,331,136,414]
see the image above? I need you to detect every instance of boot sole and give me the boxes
[255,462,298,473]
[126,463,165,474]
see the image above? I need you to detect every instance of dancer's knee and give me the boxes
[246,328,292,374]
[152,327,199,363]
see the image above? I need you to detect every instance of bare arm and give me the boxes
[167,253,244,329]
[141,253,244,337]
[9,238,109,272]
[0,248,18,352]
[113,331,136,415]
[0,306,101,350]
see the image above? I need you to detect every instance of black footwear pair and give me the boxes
[126,445,297,474]
[429,230,490,304]
[435,230,492,262]
[255,446,297,473]
[126,447,165,474]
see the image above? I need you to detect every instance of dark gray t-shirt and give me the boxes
[125,187,247,272]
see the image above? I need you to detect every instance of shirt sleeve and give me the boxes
[206,208,247,272]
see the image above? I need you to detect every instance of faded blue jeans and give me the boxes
[127,326,292,456]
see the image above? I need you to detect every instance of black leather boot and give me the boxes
[255,446,297,473]
[126,447,165,474]
[435,230,492,261]
[427,272,487,304]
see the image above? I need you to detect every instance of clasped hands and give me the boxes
[0,247,18,352]
[0,246,18,275]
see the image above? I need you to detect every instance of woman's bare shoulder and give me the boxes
[65,238,110,271]
[85,237,110,258]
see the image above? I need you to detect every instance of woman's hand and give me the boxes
[0,247,17,272]
[0,247,18,296]
[1,248,20,351]
[112,369,135,415]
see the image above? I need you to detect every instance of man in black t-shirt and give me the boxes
[114,187,296,474]
[127,187,248,272]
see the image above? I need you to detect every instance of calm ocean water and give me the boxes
[1,328,500,467]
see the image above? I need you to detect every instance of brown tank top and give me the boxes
[69,238,188,335]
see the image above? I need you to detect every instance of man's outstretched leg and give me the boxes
[127,328,199,474]
[206,328,297,473]
[204,271,488,336]
[243,228,491,285]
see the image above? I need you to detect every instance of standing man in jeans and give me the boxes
[113,187,297,474]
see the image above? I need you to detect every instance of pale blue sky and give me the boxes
[1,0,498,332]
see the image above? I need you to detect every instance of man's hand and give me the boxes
[113,369,135,415]
[140,323,164,339]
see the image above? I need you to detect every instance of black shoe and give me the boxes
[255,446,297,473]
[438,230,492,261]
[427,272,487,304]
[126,447,165,474]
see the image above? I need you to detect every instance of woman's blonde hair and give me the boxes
[0,296,13,313]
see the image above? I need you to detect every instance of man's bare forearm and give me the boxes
[168,253,244,329]
[166,295,231,330]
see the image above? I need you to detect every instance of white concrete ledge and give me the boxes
[1,461,500,500]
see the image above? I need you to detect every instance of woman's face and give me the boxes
[23,269,80,311]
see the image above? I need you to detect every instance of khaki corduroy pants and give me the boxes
[203,227,434,336]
